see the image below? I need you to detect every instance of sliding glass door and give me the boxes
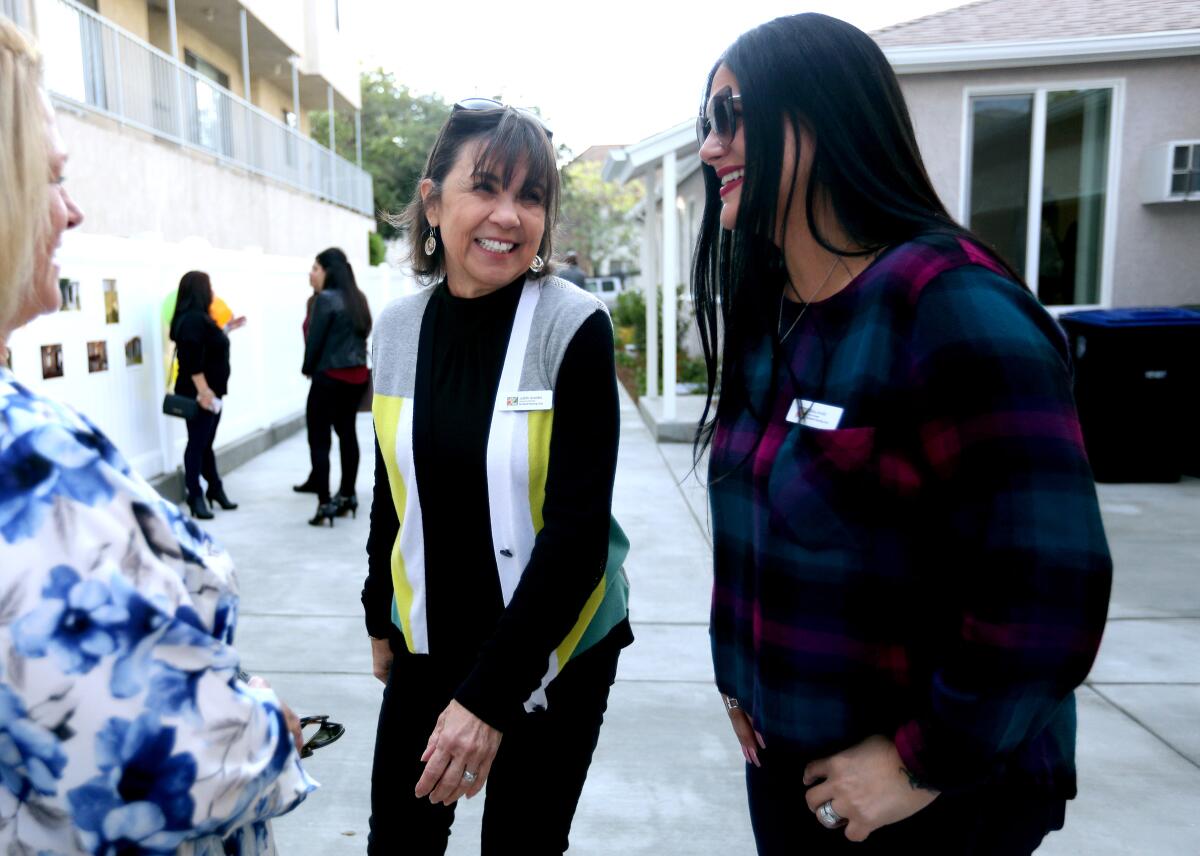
[967,86,1114,306]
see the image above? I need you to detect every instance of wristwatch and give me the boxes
[722,695,740,711]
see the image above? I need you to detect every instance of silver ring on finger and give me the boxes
[817,800,845,829]
[461,770,478,785]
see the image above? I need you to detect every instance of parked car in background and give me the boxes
[584,276,625,308]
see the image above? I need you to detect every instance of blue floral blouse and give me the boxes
[0,369,316,854]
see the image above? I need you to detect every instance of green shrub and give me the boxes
[368,232,387,266]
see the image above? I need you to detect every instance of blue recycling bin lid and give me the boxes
[1059,307,1200,328]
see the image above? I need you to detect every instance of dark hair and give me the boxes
[692,13,1023,465]
[170,270,214,340]
[315,246,372,337]
[394,107,558,283]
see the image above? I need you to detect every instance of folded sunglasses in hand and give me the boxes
[300,714,346,758]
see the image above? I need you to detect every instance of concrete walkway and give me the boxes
[197,387,1200,854]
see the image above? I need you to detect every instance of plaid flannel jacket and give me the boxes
[709,233,1112,795]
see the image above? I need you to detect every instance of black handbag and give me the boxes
[162,346,199,419]
[162,393,198,420]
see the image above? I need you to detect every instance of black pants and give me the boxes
[183,406,223,500]
[746,744,1066,855]
[368,635,622,855]
[306,373,367,503]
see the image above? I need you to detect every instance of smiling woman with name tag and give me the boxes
[692,14,1113,855]
[361,101,631,855]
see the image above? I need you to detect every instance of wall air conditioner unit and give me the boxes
[1139,140,1200,203]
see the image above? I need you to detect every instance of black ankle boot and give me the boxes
[187,495,214,520]
[293,478,321,494]
[331,493,358,518]
[206,485,238,510]
[308,500,337,527]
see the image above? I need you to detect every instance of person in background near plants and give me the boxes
[693,14,1112,854]
[170,270,239,520]
[557,250,586,288]
[363,100,631,854]
[0,19,313,854]
[297,247,372,527]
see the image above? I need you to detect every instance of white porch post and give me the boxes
[661,150,678,421]
[642,172,658,399]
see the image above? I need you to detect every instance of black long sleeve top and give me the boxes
[363,278,631,731]
[172,310,230,397]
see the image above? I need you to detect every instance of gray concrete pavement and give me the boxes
[198,388,1200,853]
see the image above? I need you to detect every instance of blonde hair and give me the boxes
[0,18,50,332]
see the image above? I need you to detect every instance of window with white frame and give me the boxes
[1170,143,1200,197]
[966,85,1114,307]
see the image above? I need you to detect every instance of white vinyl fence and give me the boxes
[7,230,416,481]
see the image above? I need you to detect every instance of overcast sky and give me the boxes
[341,0,971,157]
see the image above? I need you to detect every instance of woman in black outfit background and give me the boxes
[299,247,372,526]
[170,270,237,519]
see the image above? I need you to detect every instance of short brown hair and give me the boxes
[393,107,558,284]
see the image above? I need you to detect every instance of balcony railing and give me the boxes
[33,0,373,217]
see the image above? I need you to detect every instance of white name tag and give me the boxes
[786,398,844,429]
[499,390,553,411]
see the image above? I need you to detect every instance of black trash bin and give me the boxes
[1059,307,1200,483]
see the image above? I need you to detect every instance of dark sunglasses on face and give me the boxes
[453,97,554,140]
[697,85,742,148]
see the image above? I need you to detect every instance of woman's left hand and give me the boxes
[802,734,939,842]
[415,700,502,805]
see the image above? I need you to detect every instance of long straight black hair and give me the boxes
[169,271,214,341]
[692,13,1022,466]
[315,247,372,337]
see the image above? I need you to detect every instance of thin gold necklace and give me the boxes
[777,257,841,344]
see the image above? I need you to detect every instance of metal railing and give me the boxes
[33,0,373,217]
[2,0,30,27]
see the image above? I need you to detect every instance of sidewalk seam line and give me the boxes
[1086,683,1200,772]
[651,435,712,548]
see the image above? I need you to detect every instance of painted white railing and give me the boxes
[33,0,373,216]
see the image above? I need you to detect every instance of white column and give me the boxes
[290,57,300,120]
[327,84,335,152]
[167,0,184,140]
[661,150,678,421]
[239,9,251,101]
[641,172,658,399]
[327,84,335,199]
[167,0,179,58]
[355,109,363,168]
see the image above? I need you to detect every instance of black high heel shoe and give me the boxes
[331,494,358,518]
[206,485,238,510]
[293,479,321,494]
[308,500,337,527]
[187,495,214,520]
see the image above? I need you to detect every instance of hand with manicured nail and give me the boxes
[722,695,766,767]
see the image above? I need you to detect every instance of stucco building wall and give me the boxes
[56,108,373,267]
[899,55,1200,307]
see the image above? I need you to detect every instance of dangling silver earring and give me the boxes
[423,227,437,257]
[528,254,544,273]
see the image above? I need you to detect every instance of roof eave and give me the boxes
[602,120,696,184]
[885,28,1200,74]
